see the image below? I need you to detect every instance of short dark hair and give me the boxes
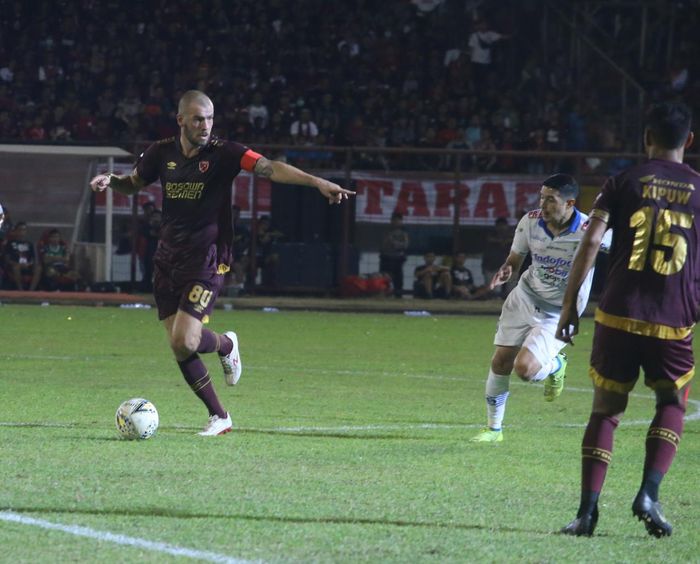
[645,101,692,150]
[391,211,403,220]
[543,173,579,200]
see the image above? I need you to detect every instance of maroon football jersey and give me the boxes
[592,158,700,334]
[136,136,257,273]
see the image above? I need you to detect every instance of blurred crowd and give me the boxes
[1,0,699,172]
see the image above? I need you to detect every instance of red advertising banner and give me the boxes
[353,174,541,225]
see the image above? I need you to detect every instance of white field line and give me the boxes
[3,392,698,434]
[240,394,700,433]
[0,511,254,564]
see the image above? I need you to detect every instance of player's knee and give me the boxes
[512,358,534,381]
[655,388,687,411]
[170,331,199,357]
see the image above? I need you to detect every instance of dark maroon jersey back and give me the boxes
[136,137,248,271]
[593,159,700,329]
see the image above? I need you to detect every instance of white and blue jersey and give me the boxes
[512,208,611,314]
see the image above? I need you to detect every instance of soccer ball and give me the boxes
[115,398,159,440]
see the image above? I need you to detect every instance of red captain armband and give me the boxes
[240,149,263,172]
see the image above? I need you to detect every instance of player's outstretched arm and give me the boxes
[89,172,145,196]
[254,157,355,204]
[555,216,608,344]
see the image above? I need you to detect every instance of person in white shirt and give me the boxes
[471,174,611,443]
[247,92,269,129]
[290,109,319,145]
[468,19,508,83]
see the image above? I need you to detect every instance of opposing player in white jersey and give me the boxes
[471,174,611,443]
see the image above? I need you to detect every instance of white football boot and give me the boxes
[219,331,242,385]
[198,412,233,436]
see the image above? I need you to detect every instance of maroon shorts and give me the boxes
[152,254,224,321]
[589,322,695,393]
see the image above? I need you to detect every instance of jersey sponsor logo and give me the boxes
[638,174,695,191]
[640,174,695,205]
[531,253,572,268]
[532,252,572,284]
[167,161,177,170]
[164,181,205,200]
[199,161,210,173]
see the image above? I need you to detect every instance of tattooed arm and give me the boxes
[253,157,354,204]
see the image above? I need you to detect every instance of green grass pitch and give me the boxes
[0,304,698,562]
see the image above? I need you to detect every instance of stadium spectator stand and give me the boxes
[2,0,700,295]
[1,0,698,170]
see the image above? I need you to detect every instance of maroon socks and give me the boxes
[578,413,619,516]
[640,402,686,501]
[198,328,233,356]
[177,353,226,418]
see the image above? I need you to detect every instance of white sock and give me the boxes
[530,357,553,382]
[485,369,510,430]
[530,355,561,382]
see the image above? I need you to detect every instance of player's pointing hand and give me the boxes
[316,179,356,205]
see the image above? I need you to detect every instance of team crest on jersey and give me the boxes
[199,161,209,173]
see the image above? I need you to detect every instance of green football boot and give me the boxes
[544,352,567,402]
[470,428,503,443]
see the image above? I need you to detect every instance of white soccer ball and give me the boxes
[115,398,159,440]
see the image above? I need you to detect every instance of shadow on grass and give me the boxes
[2,505,564,536]
[160,425,459,441]
[1,422,449,441]
[236,428,436,440]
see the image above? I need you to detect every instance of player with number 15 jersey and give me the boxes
[592,160,700,339]
[557,101,698,537]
